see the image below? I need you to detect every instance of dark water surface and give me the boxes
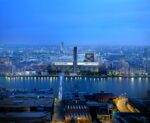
[0,77,149,98]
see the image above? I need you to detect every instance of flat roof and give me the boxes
[0,90,54,108]
[0,97,54,108]
[0,112,51,121]
[86,101,112,107]
[128,98,150,113]
[53,62,99,66]
[114,112,150,118]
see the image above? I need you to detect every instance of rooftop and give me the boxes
[0,112,51,122]
[0,89,54,108]
[128,98,150,113]
[53,62,99,66]
[0,97,54,108]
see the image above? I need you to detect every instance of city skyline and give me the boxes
[0,0,150,46]
[0,1,150,122]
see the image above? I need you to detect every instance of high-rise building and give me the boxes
[144,48,150,73]
[60,41,65,54]
[73,47,77,73]
[85,52,94,62]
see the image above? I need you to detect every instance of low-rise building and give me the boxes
[65,101,92,123]
[0,89,54,123]
[84,92,114,122]
[50,62,99,73]
[114,112,150,123]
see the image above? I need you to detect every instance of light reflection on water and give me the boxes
[0,77,150,98]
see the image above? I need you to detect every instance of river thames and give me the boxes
[0,76,150,98]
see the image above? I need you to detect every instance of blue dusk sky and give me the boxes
[0,0,150,46]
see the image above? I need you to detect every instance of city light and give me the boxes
[0,0,150,122]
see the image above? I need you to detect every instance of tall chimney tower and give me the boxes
[73,46,77,73]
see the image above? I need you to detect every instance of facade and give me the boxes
[145,60,150,74]
[84,92,114,121]
[0,64,14,76]
[65,101,92,123]
[73,47,77,73]
[87,102,113,122]
[0,57,13,75]
[63,92,114,123]
[84,92,114,102]
[52,62,99,73]
[85,52,95,62]
[144,48,150,73]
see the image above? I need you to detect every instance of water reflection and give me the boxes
[0,77,150,98]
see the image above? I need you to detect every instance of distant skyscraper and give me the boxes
[73,47,77,73]
[85,52,94,62]
[144,48,149,73]
[60,41,65,54]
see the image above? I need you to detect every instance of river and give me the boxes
[0,76,149,98]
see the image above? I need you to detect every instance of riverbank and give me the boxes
[2,74,150,79]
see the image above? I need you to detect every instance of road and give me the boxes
[114,96,131,112]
